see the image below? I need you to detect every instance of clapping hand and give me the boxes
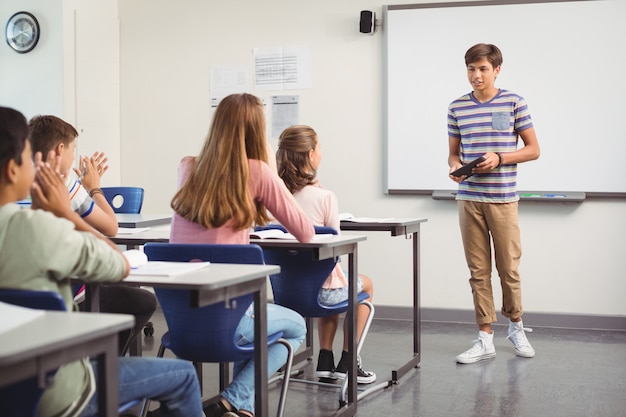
[31,151,73,218]
[75,151,109,191]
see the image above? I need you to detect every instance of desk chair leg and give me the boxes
[339,300,375,405]
[275,338,293,417]
[219,362,230,391]
[292,316,315,366]
[194,361,203,392]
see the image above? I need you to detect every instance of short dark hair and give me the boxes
[0,106,29,173]
[29,114,79,157]
[465,43,503,69]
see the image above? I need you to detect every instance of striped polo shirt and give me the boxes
[447,89,533,203]
[17,173,94,217]
[66,173,95,217]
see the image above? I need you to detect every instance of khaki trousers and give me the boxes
[458,201,523,325]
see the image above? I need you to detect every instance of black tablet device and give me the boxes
[451,156,486,177]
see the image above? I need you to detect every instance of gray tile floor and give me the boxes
[140,311,626,417]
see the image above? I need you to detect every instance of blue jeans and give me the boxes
[221,303,306,414]
[79,357,202,417]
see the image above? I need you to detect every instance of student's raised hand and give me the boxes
[75,152,109,191]
[31,157,73,218]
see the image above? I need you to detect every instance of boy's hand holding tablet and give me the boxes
[450,155,486,178]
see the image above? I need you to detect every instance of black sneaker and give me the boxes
[334,351,377,384]
[203,401,228,417]
[316,349,337,379]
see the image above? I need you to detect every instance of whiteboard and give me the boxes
[383,0,626,196]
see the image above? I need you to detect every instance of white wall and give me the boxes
[0,0,64,119]
[117,0,625,319]
[3,0,623,319]
[0,0,121,184]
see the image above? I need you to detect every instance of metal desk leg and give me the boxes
[254,281,269,417]
[331,249,358,417]
[391,228,421,382]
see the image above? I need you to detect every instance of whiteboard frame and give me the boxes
[383,0,626,198]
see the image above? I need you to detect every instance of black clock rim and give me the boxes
[5,11,40,54]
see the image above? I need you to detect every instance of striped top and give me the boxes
[16,172,94,217]
[66,172,95,217]
[447,89,533,203]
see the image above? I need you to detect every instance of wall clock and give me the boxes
[5,11,40,54]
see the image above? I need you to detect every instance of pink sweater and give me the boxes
[170,156,314,244]
[292,184,347,289]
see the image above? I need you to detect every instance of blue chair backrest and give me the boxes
[0,289,66,311]
[255,225,342,318]
[142,243,265,362]
[101,187,144,213]
[0,289,66,417]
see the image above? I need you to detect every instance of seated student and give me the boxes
[170,93,314,417]
[276,125,376,384]
[0,106,203,417]
[28,114,156,355]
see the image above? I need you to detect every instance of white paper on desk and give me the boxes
[250,229,334,240]
[118,227,151,234]
[129,261,211,277]
[250,229,297,239]
[339,214,394,223]
[0,301,45,334]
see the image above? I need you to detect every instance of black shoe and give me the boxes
[203,401,229,417]
[334,351,377,384]
[316,349,337,379]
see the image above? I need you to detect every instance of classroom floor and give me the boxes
[138,310,626,417]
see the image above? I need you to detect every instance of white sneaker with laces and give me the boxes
[456,330,496,364]
[506,320,535,358]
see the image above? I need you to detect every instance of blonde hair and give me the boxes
[276,125,318,194]
[171,93,271,230]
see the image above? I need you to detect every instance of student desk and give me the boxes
[0,310,133,417]
[84,262,279,417]
[340,217,427,382]
[250,234,366,417]
[110,225,170,249]
[115,213,172,228]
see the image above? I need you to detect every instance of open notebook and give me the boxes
[249,229,334,240]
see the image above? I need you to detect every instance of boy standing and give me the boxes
[0,106,203,417]
[447,43,540,364]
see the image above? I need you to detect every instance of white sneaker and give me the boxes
[456,331,496,364]
[506,320,535,358]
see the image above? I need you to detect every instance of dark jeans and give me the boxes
[79,285,157,354]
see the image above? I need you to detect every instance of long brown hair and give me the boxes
[276,125,318,194]
[170,93,271,229]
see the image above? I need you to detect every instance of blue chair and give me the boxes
[142,243,294,417]
[0,289,141,417]
[255,225,377,404]
[101,186,144,214]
